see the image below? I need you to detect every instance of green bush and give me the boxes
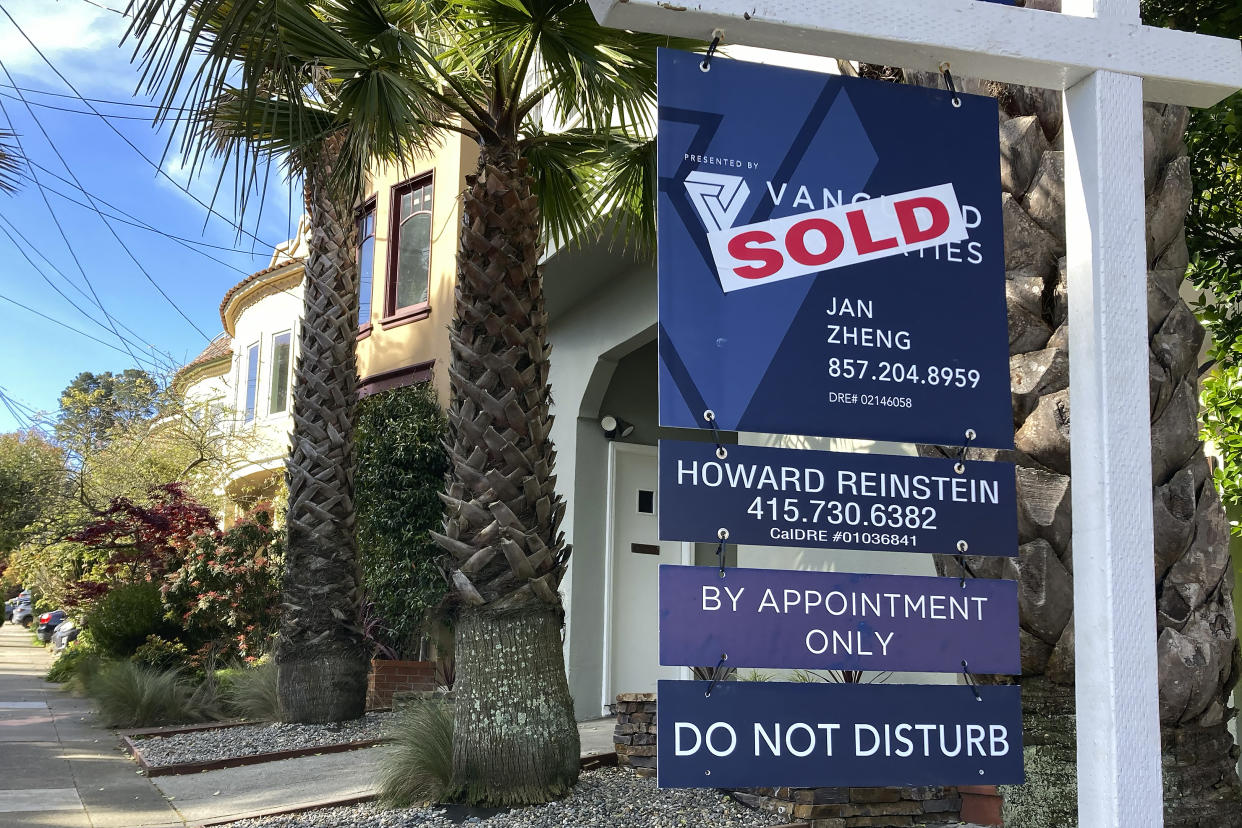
[85,660,218,728]
[377,700,454,807]
[131,635,192,671]
[46,646,99,684]
[87,582,170,659]
[221,660,280,721]
[355,383,450,658]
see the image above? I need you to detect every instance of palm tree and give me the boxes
[905,67,1241,828]
[128,0,689,799]
[126,0,448,723]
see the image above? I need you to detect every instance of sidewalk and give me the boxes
[0,623,184,828]
[0,624,620,827]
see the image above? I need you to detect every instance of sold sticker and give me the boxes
[706,183,968,292]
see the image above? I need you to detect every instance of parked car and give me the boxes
[36,610,67,644]
[51,618,79,653]
[12,599,32,628]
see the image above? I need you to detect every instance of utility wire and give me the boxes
[0,58,212,344]
[0,82,200,113]
[0,291,163,365]
[0,90,171,120]
[0,76,143,367]
[0,216,173,363]
[24,159,269,258]
[18,167,253,274]
[0,5,281,252]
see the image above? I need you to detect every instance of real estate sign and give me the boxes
[657,680,1025,788]
[657,48,1012,448]
[659,565,1019,674]
[659,440,1016,554]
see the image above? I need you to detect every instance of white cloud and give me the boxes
[0,0,129,77]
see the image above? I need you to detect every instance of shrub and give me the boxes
[46,645,99,684]
[87,582,171,659]
[132,635,192,672]
[162,503,282,663]
[377,700,454,807]
[221,660,280,721]
[86,661,213,728]
[355,383,450,659]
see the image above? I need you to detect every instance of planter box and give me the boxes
[367,659,437,710]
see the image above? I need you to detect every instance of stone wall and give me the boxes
[614,692,658,777]
[612,693,971,825]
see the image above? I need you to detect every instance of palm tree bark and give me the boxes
[435,146,579,805]
[914,71,1241,825]
[276,136,369,723]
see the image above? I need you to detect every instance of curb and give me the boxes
[188,750,619,826]
[123,734,387,777]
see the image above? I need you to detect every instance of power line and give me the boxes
[0,90,170,120]
[0,215,170,362]
[0,82,199,113]
[0,291,163,365]
[0,5,281,253]
[0,66,212,344]
[0,75,143,367]
[24,158,268,258]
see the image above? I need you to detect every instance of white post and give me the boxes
[1063,2,1163,825]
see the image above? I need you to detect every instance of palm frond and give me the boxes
[0,130,21,193]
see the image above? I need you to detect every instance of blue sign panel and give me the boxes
[659,440,1016,555]
[657,680,1024,788]
[659,565,1019,674]
[657,49,1012,448]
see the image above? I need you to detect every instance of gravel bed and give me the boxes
[227,767,987,828]
[134,712,394,768]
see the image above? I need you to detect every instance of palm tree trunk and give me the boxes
[436,146,579,805]
[276,136,368,723]
[915,72,1241,825]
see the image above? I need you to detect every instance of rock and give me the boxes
[999,116,1050,197]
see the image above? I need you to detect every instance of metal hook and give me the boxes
[939,61,962,108]
[705,653,728,697]
[716,528,730,578]
[703,409,728,459]
[954,428,976,474]
[961,660,982,702]
[700,30,724,72]
[956,540,970,588]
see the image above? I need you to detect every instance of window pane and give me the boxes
[269,333,291,414]
[396,211,431,309]
[244,344,260,422]
[358,208,375,326]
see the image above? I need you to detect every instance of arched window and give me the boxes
[386,175,433,320]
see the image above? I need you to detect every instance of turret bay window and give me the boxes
[244,342,260,423]
[269,331,292,414]
[357,200,376,330]
[384,174,433,325]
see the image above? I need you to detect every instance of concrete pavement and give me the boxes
[0,624,620,827]
[0,623,184,828]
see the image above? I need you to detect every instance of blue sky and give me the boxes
[0,0,300,431]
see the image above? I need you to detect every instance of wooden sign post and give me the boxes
[588,0,1242,825]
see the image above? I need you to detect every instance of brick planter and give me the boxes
[613,692,973,825]
[367,659,437,710]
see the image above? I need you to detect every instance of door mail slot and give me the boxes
[631,543,660,556]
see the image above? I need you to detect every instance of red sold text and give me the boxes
[706,183,968,293]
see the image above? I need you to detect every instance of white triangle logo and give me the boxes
[684,170,751,232]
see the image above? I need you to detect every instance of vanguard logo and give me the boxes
[684,175,970,293]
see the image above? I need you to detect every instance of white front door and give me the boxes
[607,444,683,702]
